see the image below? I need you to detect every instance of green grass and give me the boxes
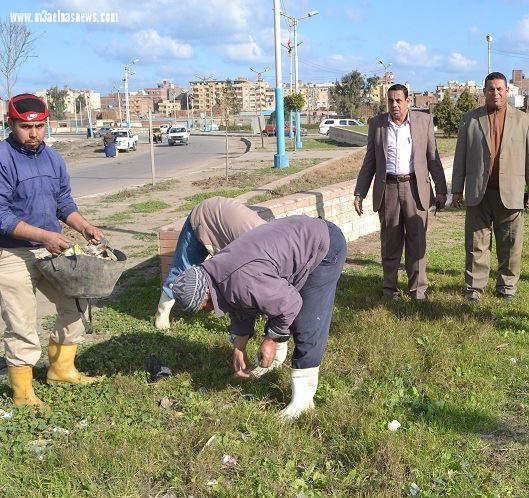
[187,159,322,208]
[132,231,158,242]
[101,211,134,225]
[286,138,356,150]
[178,189,249,212]
[102,180,180,203]
[130,201,171,214]
[436,137,457,158]
[2,209,529,495]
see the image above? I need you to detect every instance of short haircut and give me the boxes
[484,72,507,87]
[387,84,408,99]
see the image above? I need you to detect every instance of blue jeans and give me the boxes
[162,216,209,298]
[290,220,347,369]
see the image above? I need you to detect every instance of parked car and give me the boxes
[263,124,307,137]
[319,118,362,135]
[149,127,162,143]
[167,126,190,146]
[111,129,138,152]
[159,124,171,133]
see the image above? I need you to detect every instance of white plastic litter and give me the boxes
[0,409,13,420]
[387,420,401,431]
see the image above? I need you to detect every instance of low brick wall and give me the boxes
[159,179,376,279]
[158,165,453,279]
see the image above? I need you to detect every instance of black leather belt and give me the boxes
[386,173,415,183]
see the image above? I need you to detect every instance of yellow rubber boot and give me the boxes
[46,342,100,385]
[8,366,45,407]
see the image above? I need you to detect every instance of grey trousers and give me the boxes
[378,178,428,298]
[465,188,524,296]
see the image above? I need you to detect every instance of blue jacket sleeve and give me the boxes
[54,152,78,221]
[0,161,22,236]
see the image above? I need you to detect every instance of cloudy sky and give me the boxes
[3,0,529,96]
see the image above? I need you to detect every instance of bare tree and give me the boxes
[0,20,37,98]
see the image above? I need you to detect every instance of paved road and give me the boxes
[69,134,246,198]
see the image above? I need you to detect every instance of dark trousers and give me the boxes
[378,178,428,298]
[290,220,347,369]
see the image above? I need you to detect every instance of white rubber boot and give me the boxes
[250,341,288,379]
[155,292,175,330]
[278,366,319,420]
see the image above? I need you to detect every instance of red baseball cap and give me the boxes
[8,93,49,122]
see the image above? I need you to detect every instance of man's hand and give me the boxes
[452,193,464,209]
[257,337,277,368]
[42,231,71,255]
[435,193,447,209]
[81,224,104,244]
[232,335,251,379]
[354,195,363,216]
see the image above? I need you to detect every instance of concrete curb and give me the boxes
[236,147,366,204]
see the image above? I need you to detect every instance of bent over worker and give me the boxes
[169,215,347,420]
[155,196,266,329]
[0,94,104,407]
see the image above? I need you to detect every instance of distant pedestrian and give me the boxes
[103,130,116,158]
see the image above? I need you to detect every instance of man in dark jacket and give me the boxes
[0,94,104,407]
[169,215,347,420]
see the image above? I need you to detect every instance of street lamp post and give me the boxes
[124,58,139,128]
[282,39,301,139]
[186,90,192,128]
[84,90,93,138]
[273,0,289,168]
[250,66,269,148]
[113,85,123,127]
[281,9,319,150]
[378,60,392,111]
[195,75,214,131]
[486,34,493,74]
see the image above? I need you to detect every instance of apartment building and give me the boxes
[190,78,275,113]
[35,88,101,116]
[511,69,529,95]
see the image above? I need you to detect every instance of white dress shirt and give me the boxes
[386,113,414,175]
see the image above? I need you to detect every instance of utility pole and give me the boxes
[84,90,93,138]
[282,38,299,139]
[113,85,123,127]
[124,58,139,128]
[250,67,269,148]
[281,9,319,150]
[195,75,214,131]
[148,109,156,184]
[378,60,392,112]
[486,35,493,75]
[273,0,288,168]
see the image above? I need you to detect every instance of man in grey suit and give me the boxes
[354,84,447,300]
[452,72,529,302]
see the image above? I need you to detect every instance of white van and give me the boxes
[319,118,362,135]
